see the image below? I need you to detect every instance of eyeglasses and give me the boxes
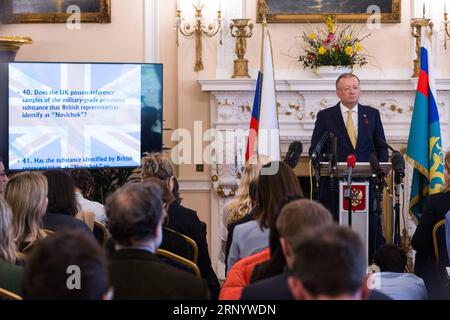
[338,86,360,92]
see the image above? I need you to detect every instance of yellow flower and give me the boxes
[345,46,353,55]
[355,43,363,52]
[318,46,327,55]
[344,35,351,41]
[309,33,316,40]
[331,47,336,52]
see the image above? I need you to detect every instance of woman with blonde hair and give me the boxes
[412,149,450,298]
[223,164,261,225]
[0,196,17,263]
[220,162,263,264]
[0,195,22,294]
[141,151,220,299]
[4,172,48,253]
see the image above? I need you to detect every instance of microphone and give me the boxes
[369,152,391,195]
[284,141,303,169]
[392,151,405,197]
[345,154,356,199]
[311,131,329,165]
[328,133,338,179]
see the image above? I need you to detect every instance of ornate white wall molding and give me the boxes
[200,77,450,278]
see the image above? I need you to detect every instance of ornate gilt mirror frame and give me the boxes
[1,0,111,23]
[257,0,401,23]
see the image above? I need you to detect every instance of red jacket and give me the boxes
[219,248,270,300]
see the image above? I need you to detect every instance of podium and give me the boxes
[317,162,391,264]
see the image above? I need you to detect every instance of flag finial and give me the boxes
[259,0,269,26]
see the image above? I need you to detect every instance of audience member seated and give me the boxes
[221,196,303,300]
[372,244,428,300]
[241,199,332,299]
[412,150,450,298]
[219,248,270,300]
[22,229,111,300]
[0,156,8,194]
[141,152,219,299]
[106,178,198,266]
[288,225,370,300]
[0,196,22,295]
[70,169,106,223]
[4,172,48,253]
[249,195,303,283]
[142,178,198,262]
[106,181,210,300]
[224,179,258,273]
[227,161,303,271]
[42,170,92,234]
[221,161,263,264]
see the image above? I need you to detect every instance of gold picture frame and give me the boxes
[1,0,111,23]
[257,0,401,23]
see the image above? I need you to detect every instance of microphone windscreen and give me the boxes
[391,151,405,171]
[347,154,356,168]
[285,141,303,169]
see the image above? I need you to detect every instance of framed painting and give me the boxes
[257,0,401,23]
[0,0,111,23]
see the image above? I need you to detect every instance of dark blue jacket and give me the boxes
[309,103,388,162]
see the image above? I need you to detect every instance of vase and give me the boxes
[313,65,352,78]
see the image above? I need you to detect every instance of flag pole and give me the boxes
[259,0,269,74]
[418,173,424,214]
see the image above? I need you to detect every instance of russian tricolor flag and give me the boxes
[245,22,280,162]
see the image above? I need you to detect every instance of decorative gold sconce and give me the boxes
[444,5,450,49]
[230,19,253,78]
[175,1,223,72]
[410,5,433,78]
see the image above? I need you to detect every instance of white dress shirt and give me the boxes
[340,103,358,140]
[371,272,428,300]
[75,192,106,223]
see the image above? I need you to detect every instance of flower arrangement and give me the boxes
[297,15,371,70]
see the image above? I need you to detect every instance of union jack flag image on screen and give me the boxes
[8,62,155,170]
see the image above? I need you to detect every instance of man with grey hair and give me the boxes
[0,156,8,194]
[241,199,332,300]
[106,182,210,300]
[288,224,370,300]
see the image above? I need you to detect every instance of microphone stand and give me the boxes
[371,172,383,261]
[328,133,337,216]
[311,132,329,201]
[393,173,402,246]
[391,151,405,246]
[345,181,353,227]
[313,158,322,201]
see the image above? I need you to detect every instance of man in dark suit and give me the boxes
[309,73,388,260]
[309,73,388,164]
[106,182,210,300]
